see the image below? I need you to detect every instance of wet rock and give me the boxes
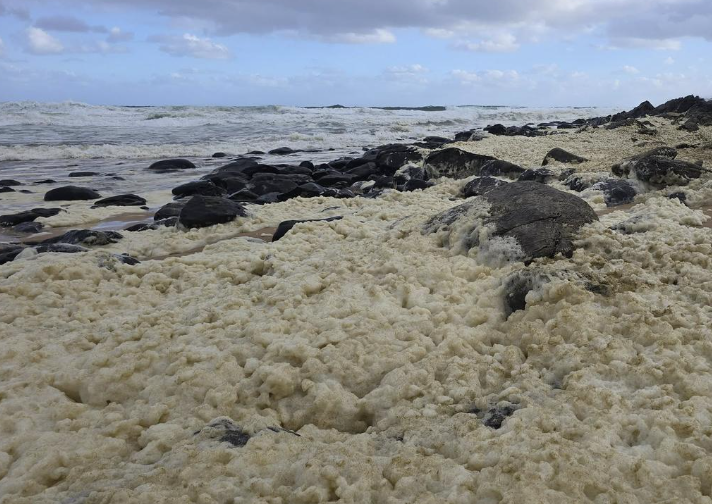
[272,216,343,242]
[68,171,99,177]
[268,147,299,155]
[228,189,259,202]
[483,404,517,429]
[0,179,22,186]
[346,162,379,179]
[33,179,56,185]
[425,148,496,179]
[280,182,332,199]
[502,269,547,316]
[44,186,101,201]
[209,159,259,176]
[148,159,196,172]
[462,177,507,197]
[485,124,544,137]
[299,161,315,170]
[668,192,687,204]
[212,152,227,158]
[0,208,62,226]
[125,223,155,232]
[0,245,25,265]
[202,174,249,194]
[316,173,356,187]
[425,182,598,263]
[479,160,525,180]
[40,230,123,247]
[0,187,15,193]
[542,148,588,166]
[13,222,43,234]
[591,179,637,207]
[154,202,185,221]
[253,192,282,205]
[178,195,248,229]
[247,177,300,196]
[563,174,603,192]
[33,243,88,255]
[616,155,704,188]
[371,144,423,173]
[518,168,555,184]
[399,179,431,192]
[94,194,148,207]
[679,119,699,132]
[453,129,485,142]
[172,181,226,198]
[394,165,428,185]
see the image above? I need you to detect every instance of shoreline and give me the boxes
[1,96,712,502]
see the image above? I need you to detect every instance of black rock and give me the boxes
[483,404,517,429]
[33,179,56,185]
[114,254,140,265]
[40,230,123,247]
[485,124,507,135]
[518,168,555,184]
[346,162,379,179]
[453,129,485,142]
[425,148,496,179]
[280,182,330,199]
[653,95,705,115]
[68,171,99,177]
[685,99,712,126]
[154,202,185,221]
[148,159,196,172]
[202,174,249,194]
[34,243,88,255]
[178,195,248,229]
[0,179,22,186]
[479,160,525,180]
[18,190,33,194]
[0,245,25,265]
[247,178,299,196]
[317,173,356,187]
[272,216,343,242]
[254,192,283,205]
[172,181,226,198]
[268,147,299,155]
[44,186,101,201]
[372,144,423,173]
[13,222,43,234]
[462,177,507,197]
[125,223,156,232]
[400,179,431,192]
[610,100,654,122]
[616,154,704,188]
[228,189,260,202]
[542,148,588,166]
[209,159,259,176]
[502,270,544,316]
[425,182,598,263]
[394,165,429,185]
[668,192,687,204]
[679,120,700,132]
[422,136,451,145]
[299,161,315,170]
[212,152,227,158]
[94,194,148,207]
[0,208,62,227]
[591,179,637,207]
[0,187,15,193]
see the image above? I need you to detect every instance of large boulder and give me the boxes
[425,148,496,179]
[613,149,704,188]
[44,186,101,201]
[425,182,598,263]
[0,208,62,227]
[479,160,525,180]
[591,179,637,207]
[172,181,226,198]
[368,144,423,173]
[610,100,654,122]
[154,202,185,221]
[0,179,22,186]
[93,194,147,207]
[178,195,248,229]
[462,177,507,197]
[542,148,588,166]
[685,99,712,126]
[148,159,196,172]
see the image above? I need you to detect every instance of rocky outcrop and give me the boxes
[44,186,101,201]
[178,195,248,229]
[425,148,496,179]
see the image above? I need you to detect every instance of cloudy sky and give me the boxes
[0,0,711,106]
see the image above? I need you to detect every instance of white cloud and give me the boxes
[107,27,134,43]
[328,29,396,44]
[26,27,64,55]
[385,64,429,83]
[623,65,640,74]
[0,36,5,57]
[423,28,455,39]
[451,69,481,84]
[154,33,230,59]
[453,33,519,53]
[664,56,675,65]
